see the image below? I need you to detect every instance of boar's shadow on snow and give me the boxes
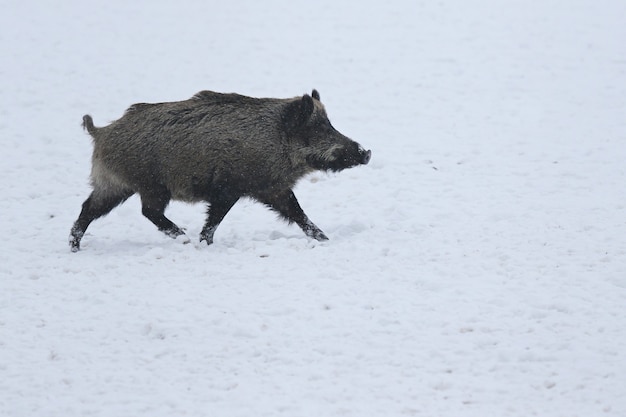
[69,89,371,251]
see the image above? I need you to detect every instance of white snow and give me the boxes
[1,0,626,416]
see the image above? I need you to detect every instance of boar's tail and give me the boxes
[82,115,98,136]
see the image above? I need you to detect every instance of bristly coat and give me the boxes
[70,89,371,251]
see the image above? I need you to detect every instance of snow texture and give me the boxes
[1,0,625,416]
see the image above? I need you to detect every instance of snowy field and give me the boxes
[2,0,626,416]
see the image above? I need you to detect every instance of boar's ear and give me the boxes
[300,94,315,121]
[312,89,320,101]
[284,94,314,132]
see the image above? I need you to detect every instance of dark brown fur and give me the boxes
[69,89,371,251]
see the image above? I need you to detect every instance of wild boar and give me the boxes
[69,89,371,251]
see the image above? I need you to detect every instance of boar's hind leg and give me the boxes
[69,188,134,251]
[139,188,186,239]
[257,190,329,241]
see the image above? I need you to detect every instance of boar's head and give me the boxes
[285,89,371,172]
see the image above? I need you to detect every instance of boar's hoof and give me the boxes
[199,226,218,246]
[308,229,329,242]
[302,220,329,241]
[175,235,191,244]
[163,226,187,240]
[69,239,80,252]
[69,227,84,252]
[199,235,214,245]
[316,232,329,241]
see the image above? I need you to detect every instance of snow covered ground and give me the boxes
[1,0,625,416]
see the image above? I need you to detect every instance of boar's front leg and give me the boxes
[257,189,329,241]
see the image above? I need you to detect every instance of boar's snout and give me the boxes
[360,148,372,165]
[335,142,371,170]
